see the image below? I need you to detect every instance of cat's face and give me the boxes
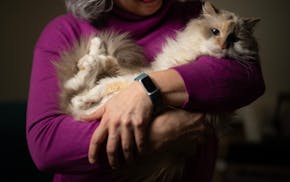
[197,2,260,60]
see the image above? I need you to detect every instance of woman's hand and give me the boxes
[82,82,153,168]
[149,109,206,151]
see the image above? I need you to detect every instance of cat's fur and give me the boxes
[54,2,260,181]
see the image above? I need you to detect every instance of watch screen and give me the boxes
[142,76,157,93]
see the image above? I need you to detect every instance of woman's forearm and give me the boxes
[148,109,205,151]
[149,69,188,107]
[150,56,265,112]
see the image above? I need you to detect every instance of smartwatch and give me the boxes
[134,72,162,110]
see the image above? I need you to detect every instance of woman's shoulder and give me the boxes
[47,13,95,32]
[41,13,97,39]
[35,13,97,52]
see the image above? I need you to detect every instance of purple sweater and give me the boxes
[26,1,265,181]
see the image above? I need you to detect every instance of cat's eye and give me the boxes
[211,28,220,36]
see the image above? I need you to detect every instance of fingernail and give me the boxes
[89,158,96,164]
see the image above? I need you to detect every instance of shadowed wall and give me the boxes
[0,0,65,101]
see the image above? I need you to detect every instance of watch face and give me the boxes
[142,76,157,93]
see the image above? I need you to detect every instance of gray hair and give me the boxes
[65,0,114,21]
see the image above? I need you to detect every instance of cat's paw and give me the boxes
[64,77,80,90]
[89,37,106,56]
[71,96,95,110]
[77,54,96,70]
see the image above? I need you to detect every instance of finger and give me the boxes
[107,125,121,169]
[133,120,146,154]
[88,120,108,164]
[121,122,135,162]
[81,106,105,121]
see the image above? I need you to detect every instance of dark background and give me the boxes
[1,0,290,181]
[1,1,64,181]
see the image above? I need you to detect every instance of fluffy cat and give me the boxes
[54,1,260,181]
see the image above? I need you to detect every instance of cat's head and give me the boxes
[195,1,260,61]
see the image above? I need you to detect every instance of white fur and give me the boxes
[151,29,204,70]
[70,74,137,119]
[64,55,95,90]
[89,37,102,56]
[151,21,225,71]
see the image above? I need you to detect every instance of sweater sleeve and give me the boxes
[173,56,265,112]
[26,15,109,174]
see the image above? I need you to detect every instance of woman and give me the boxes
[26,0,265,181]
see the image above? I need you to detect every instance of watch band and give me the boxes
[134,72,163,112]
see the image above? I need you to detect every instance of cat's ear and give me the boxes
[243,17,261,32]
[202,1,219,16]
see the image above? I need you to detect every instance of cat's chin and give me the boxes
[202,45,225,59]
